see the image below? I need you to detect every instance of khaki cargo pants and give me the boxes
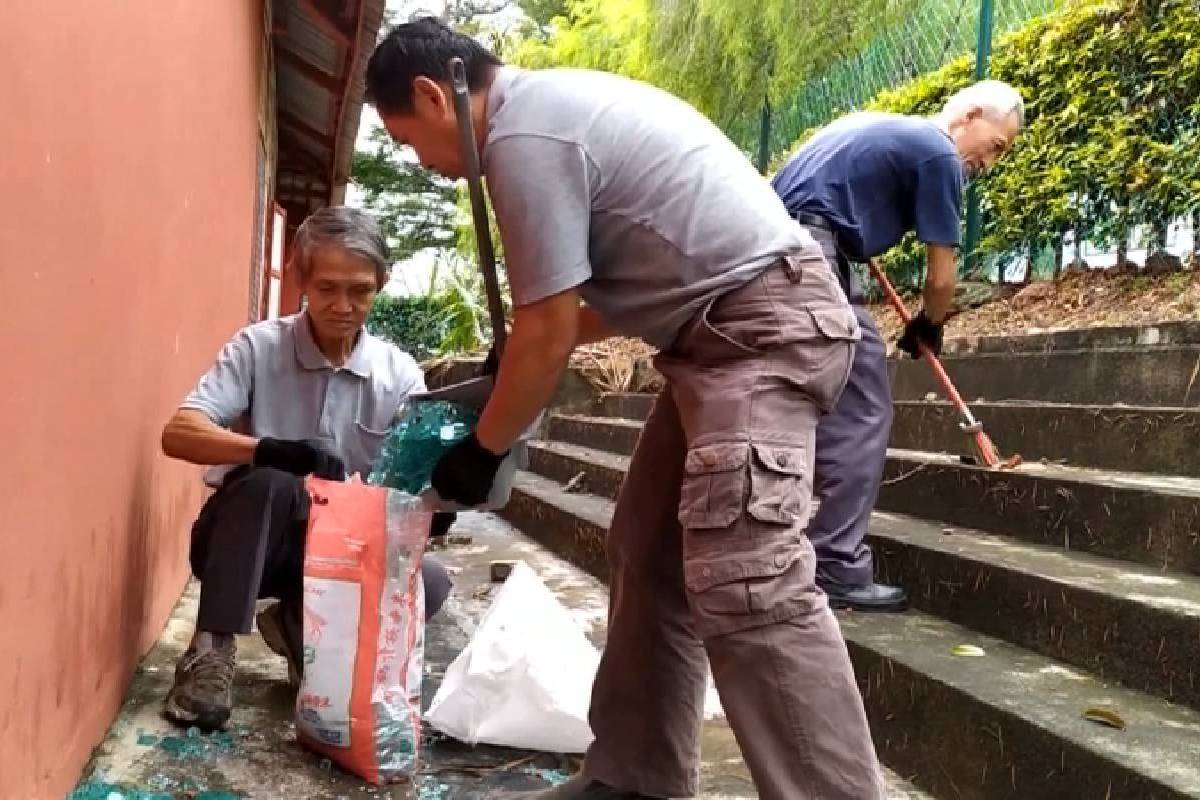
[582,248,886,799]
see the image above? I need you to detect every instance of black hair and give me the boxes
[365,17,503,116]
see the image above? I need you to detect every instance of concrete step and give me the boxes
[548,413,643,456]
[939,321,1200,357]
[526,441,1200,709]
[869,511,1200,711]
[879,449,1200,574]
[578,399,1200,478]
[532,428,1200,575]
[502,472,1200,800]
[889,346,1200,407]
[593,392,656,421]
[890,401,1200,477]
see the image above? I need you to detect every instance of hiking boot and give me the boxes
[256,600,303,689]
[491,775,658,799]
[164,632,235,731]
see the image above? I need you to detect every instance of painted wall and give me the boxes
[0,2,265,795]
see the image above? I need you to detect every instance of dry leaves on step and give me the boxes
[1083,707,1126,730]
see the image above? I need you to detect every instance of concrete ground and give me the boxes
[77,513,928,799]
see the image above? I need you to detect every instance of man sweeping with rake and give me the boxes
[772,80,1025,612]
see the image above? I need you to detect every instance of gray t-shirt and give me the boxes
[483,67,819,349]
[181,313,425,486]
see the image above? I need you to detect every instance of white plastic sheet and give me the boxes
[425,561,599,753]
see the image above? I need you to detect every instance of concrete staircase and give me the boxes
[499,321,1200,800]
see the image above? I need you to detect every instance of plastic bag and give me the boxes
[425,561,599,754]
[297,476,431,784]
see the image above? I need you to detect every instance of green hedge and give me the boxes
[366,292,485,362]
[776,0,1200,290]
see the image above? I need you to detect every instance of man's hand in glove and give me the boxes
[430,512,457,538]
[254,438,346,480]
[896,310,944,359]
[430,432,508,507]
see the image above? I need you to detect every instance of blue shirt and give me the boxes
[772,112,965,263]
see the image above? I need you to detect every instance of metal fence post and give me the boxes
[964,0,995,274]
[756,97,772,174]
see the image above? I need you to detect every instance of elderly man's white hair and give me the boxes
[940,80,1025,129]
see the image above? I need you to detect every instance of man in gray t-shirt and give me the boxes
[366,19,884,800]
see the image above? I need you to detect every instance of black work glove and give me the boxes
[254,438,346,480]
[896,310,944,359]
[430,512,457,538]
[430,432,508,507]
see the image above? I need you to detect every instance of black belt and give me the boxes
[793,212,861,302]
[795,211,835,233]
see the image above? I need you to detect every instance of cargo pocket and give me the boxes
[685,547,804,617]
[679,441,811,624]
[677,442,750,530]
[808,305,861,344]
[747,444,811,526]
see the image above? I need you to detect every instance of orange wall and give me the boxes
[0,3,264,796]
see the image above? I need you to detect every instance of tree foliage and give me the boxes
[351,127,459,265]
[513,0,908,150]
[771,0,1200,288]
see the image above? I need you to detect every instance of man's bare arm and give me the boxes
[922,243,958,322]
[576,305,617,346]
[475,290,581,453]
[161,409,257,466]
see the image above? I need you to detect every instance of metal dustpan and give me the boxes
[414,58,541,512]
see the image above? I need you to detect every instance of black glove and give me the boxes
[430,432,508,506]
[254,438,346,480]
[430,511,457,538]
[896,311,944,359]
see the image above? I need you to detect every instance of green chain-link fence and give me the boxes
[758,0,1057,160]
[750,0,1200,288]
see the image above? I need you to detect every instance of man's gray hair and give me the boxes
[941,80,1026,129]
[291,206,391,289]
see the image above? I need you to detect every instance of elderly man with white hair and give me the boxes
[158,206,454,731]
[772,79,1025,612]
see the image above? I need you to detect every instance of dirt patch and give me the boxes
[871,269,1200,343]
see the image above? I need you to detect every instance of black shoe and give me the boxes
[820,579,909,612]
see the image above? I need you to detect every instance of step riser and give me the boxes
[531,438,1200,575]
[594,393,656,420]
[548,416,641,456]
[872,533,1200,711]
[890,348,1200,407]
[939,321,1200,356]
[529,445,1200,709]
[529,446,626,501]
[849,641,1182,800]
[504,482,1191,800]
[891,403,1200,477]
[501,489,611,582]
[878,457,1200,573]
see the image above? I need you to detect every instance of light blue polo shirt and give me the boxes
[181,312,425,486]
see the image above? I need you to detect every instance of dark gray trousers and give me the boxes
[807,307,893,586]
[190,466,451,634]
[803,225,894,586]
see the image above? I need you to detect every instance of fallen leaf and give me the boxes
[951,644,986,657]
[1083,707,1126,730]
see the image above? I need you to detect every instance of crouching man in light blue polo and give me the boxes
[159,206,452,731]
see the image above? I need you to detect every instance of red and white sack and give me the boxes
[296,476,430,784]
